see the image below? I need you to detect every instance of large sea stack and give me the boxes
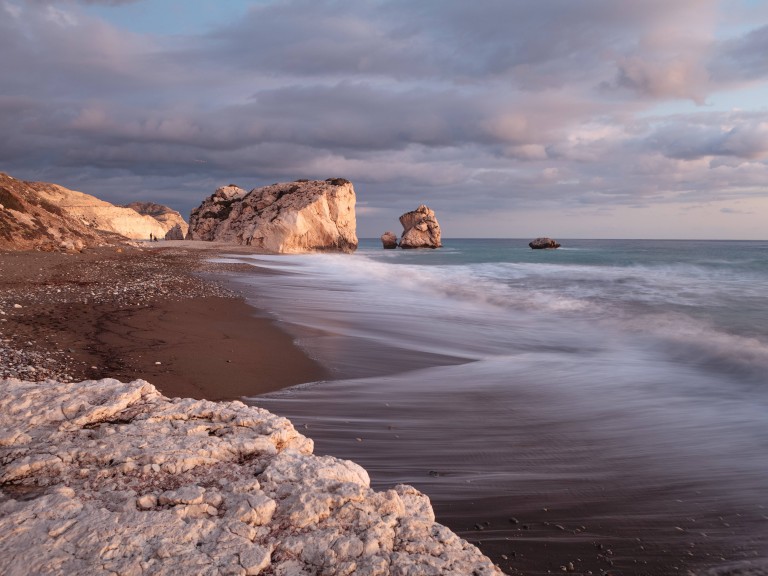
[398,205,442,249]
[186,179,358,254]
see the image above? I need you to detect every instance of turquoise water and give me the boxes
[214,239,768,575]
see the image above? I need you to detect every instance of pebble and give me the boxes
[0,248,235,382]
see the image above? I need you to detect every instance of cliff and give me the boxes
[187,179,358,254]
[0,172,189,251]
[31,185,170,241]
[0,377,502,576]
[0,172,118,251]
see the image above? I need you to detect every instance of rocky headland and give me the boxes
[186,179,358,254]
[0,377,502,576]
[0,172,187,251]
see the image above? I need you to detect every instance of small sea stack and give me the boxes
[529,237,561,249]
[380,230,398,249]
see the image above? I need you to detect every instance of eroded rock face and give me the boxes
[0,378,502,576]
[529,237,561,249]
[0,172,119,251]
[187,179,358,254]
[380,231,398,249]
[399,205,442,249]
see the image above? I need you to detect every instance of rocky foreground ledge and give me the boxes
[0,378,503,576]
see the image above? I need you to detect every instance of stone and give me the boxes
[187,179,358,254]
[380,231,398,249]
[398,205,442,249]
[0,377,502,576]
[528,237,561,249]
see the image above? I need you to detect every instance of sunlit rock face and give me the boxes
[0,172,182,251]
[399,204,442,249]
[187,179,358,254]
[0,377,503,576]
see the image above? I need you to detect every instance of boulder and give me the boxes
[529,237,561,249]
[164,223,185,240]
[380,230,398,249]
[399,204,442,249]
[186,179,357,254]
[0,377,504,576]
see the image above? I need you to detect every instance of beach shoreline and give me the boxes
[4,241,766,575]
[0,243,327,399]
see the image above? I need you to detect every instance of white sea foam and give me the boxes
[224,239,768,572]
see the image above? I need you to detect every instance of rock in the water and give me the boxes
[398,204,442,249]
[0,377,503,576]
[187,179,358,254]
[380,230,398,249]
[164,223,185,240]
[529,237,561,249]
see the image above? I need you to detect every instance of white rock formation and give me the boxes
[399,205,442,249]
[0,172,112,251]
[31,185,170,240]
[0,378,502,576]
[187,179,358,253]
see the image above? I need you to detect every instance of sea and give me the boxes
[214,238,768,575]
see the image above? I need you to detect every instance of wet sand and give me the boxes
[0,244,326,399]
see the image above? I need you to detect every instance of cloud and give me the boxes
[710,24,768,82]
[642,112,768,160]
[0,0,766,238]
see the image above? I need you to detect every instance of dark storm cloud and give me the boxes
[0,0,766,235]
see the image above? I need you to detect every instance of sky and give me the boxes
[1,0,768,239]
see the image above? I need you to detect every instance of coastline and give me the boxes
[0,242,504,575]
[0,243,326,399]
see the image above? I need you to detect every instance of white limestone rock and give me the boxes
[0,378,502,576]
[398,204,442,249]
[186,179,358,253]
[32,185,173,240]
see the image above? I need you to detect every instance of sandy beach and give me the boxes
[0,243,326,399]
